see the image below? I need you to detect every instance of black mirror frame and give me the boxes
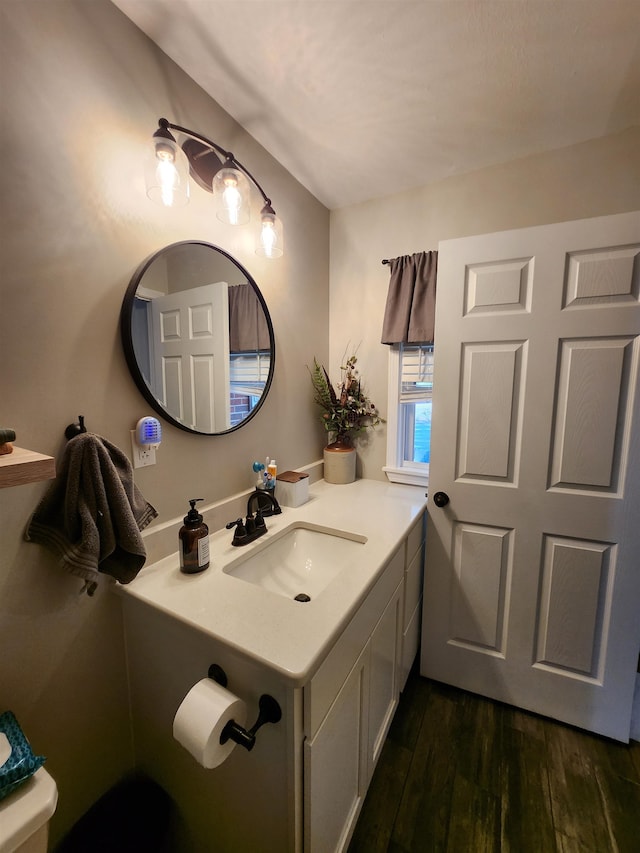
[120,240,275,435]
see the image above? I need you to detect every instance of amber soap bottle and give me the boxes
[179,498,210,574]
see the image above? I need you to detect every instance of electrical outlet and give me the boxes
[131,429,156,468]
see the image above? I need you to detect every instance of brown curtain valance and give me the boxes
[228,284,270,352]
[380,250,438,344]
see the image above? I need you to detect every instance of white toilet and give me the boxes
[0,768,58,853]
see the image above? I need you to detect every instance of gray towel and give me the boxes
[25,433,158,596]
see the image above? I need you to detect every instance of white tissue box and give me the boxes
[276,471,309,508]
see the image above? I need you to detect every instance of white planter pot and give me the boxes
[323,443,356,484]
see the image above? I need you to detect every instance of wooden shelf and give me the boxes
[0,446,56,489]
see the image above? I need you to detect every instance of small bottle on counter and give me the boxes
[179,498,210,574]
[267,459,277,488]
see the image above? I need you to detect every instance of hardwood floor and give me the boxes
[348,665,640,853]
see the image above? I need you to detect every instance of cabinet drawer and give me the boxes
[304,545,404,738]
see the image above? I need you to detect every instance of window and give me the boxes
[229,351,271,427]
[384,343,434,487]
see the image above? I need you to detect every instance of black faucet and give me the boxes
[226,491,282,547]
[226,509,266,546]
[247,489,281,518]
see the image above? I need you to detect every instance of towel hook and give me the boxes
[65,415,87,440]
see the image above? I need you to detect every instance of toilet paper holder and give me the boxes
[208,664,282,752]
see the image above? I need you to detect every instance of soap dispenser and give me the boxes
[179,498,210,574]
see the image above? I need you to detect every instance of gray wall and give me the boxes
[330,127,640,480]
[0,0,328,844]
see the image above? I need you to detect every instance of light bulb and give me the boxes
[213,163,250,225]
[156,151,180,207]
[256,208,283,258]
[222,173,242,224]
[260,218,277,257]
[145,131,189,207]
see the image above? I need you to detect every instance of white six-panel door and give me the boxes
[150,281,230,432]
[421,211,640,741]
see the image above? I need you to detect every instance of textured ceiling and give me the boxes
[112,0,640,210]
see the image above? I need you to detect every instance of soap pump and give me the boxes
[179,498,210,574]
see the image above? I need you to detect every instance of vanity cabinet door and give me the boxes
[304,646,369,853]
[367,583,403,775]
[400,513,426,691]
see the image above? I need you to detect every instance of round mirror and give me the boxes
[121,241,275,435]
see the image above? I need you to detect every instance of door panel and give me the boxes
[465,257,533,315]
[450,522,512,655]
[535,535,613,677]
[564,245,639,306]
[550,337,636,493]
[421,211,640,741]
[162,356,183,421]
[458,342,526,483]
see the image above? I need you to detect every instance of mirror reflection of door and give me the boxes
[150,281,230,432]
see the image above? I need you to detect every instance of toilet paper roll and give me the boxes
[173,678,247,769]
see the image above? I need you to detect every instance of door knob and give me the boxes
[433,491,450,507]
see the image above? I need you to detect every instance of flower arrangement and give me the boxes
[310,353,384,446]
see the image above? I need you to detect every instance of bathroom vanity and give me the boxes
[119,479,426,853]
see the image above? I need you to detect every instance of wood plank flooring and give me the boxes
[348,666,640,853]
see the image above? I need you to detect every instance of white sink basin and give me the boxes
[223,522,367,601]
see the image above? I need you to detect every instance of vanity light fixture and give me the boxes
[145,118,284,258]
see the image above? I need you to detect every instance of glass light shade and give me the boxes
[212,164,250,225]
[145,136,190,207]
[256,211,284,258]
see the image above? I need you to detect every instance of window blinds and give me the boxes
[400,344,434,398]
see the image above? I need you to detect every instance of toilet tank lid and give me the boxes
[0,767,57,853]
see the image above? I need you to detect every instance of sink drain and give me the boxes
[294,593,311,602]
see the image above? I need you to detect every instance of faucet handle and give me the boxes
[226,517,248,546]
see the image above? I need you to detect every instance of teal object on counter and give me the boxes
[0,711,45,800]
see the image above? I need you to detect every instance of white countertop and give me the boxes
[117,479,426,686]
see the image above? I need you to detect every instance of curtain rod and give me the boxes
[381,259,390,265]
